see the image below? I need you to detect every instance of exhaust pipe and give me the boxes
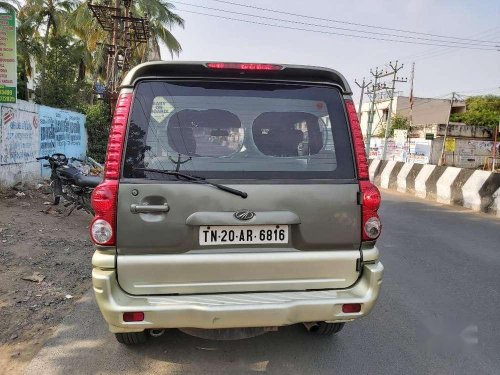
[303,322,320,333]
[149,329,165,337]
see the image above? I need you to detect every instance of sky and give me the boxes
[160,0,500,104]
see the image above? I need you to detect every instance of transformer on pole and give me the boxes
[88,0,150,112]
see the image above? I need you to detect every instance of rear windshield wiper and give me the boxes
[133,167,248,199]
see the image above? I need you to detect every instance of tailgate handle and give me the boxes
[130,203,169,214]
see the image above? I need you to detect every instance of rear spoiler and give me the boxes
[120,61,352,95]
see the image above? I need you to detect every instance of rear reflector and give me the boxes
[342,303,362,313]
[123,312,144,322]
[206,62,283,71]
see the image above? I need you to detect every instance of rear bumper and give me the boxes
[92,259,384,333]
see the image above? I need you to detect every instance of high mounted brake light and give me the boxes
[344,99,382,241]
[90,92,133,246]
[206,62,283,71]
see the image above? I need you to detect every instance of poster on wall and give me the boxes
[0,104,39,164]
[369,137,431,164]
[39,106,87,158]
[0,11,17,103]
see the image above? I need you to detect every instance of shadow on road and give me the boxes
[26,292,363,375]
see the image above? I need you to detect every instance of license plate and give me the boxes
[199,225,288,246]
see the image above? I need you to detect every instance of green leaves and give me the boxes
[450,96,500,128]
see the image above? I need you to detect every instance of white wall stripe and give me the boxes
[414,165,436,199]
[369,159,381,182]
[492,187,500,218]
[461,170,491,211]
[436,167,461,204]
[372,159,498,216]
[397,163,414,193]
[380,161,397,189]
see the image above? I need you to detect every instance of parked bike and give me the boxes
[36,153,102,215]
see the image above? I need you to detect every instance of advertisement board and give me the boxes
[0,11,17,103]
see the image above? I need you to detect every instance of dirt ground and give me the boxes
[0,185,93,375]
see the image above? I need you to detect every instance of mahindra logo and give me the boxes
[234,209,255,221]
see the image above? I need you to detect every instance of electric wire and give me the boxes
[175,8,499,51]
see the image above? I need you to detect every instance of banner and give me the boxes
[0,11,17,103]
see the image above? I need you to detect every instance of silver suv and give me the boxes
[90,62,383,345]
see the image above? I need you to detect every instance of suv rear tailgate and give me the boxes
[116,183,361,295]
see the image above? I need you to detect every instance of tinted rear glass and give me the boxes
[123,80,354,180]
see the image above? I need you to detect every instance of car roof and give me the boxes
[120,61,352,94]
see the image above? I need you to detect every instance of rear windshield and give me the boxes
[123,80,354,180]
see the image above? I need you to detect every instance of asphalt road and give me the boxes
[25,190,500,375]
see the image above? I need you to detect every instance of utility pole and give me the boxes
[438,92,456,166]
[382,61,407,161]
[408,62,415,127]
[407,62,415,162]
[490,118,498,171]
[355,77,371,122]
[88,0,150,112]
[366,67,391,157]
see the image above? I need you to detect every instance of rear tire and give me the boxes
[309,322,345,336]
[114,332,148,345]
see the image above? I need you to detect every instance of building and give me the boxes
[358,95,466,136]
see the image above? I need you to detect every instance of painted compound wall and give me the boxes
[0,100,86,186]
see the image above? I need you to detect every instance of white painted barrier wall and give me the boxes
[397,162,414,193]
[436,167,461,204]
[414,165,436,199]
[461,170,491,211]
[369,159,500,217]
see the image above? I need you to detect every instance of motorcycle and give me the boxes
[36,153,102,215]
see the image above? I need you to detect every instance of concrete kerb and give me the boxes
[369,158,500,216]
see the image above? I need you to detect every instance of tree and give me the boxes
[34,35,91,109]
[21,0,76,103]
[0,0,20,12]
[450,95,500,128]
[84,102,110,162]
[16,9,43,100]
[375,115,410,137]
[134,0,184,61]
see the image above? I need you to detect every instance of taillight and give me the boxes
[90,92,132,246]
[360,180,382,240]
[345,99,382,241]
[90,180,118,245]
[206,62,283,71]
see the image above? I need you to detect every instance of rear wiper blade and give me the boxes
[133,167,248,199]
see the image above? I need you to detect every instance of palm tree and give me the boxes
[134,0,184,60]
[66,0,183,92]
[21,0,76,103]
[0,0,20,13]
[16,9,43,99]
